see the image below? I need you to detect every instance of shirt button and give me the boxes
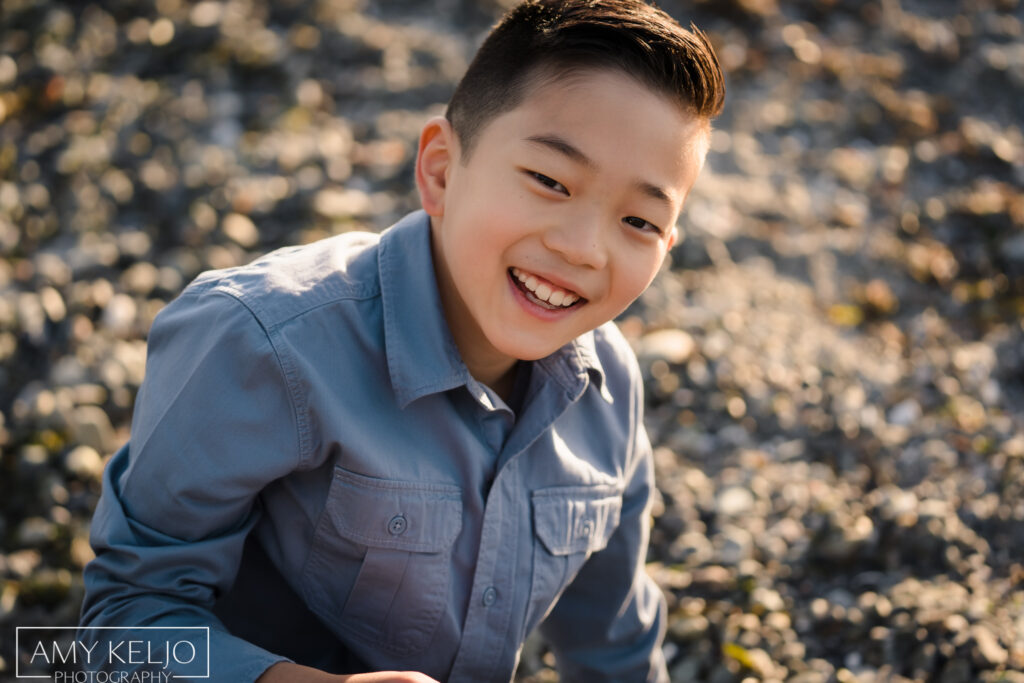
[387,515,408,536]
[482,586,498,607]
[580,519,594,537]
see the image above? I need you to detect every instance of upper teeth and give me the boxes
[512,267,580,307]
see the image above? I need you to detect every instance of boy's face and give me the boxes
[417,68,708,383]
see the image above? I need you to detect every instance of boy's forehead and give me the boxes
[500,66,710,155]
[507,63,703,137]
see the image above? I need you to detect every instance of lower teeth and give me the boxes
[511,270,578,309]
[527,286,569,309]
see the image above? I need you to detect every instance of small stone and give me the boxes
[691,565,734,592]
[191,1,223,27]
[50,356,87,386]
[71,535,95,569]
[751,586,785,613]
[0,54,16,87]
[313,187,371,218]
[636,329,695,364]
[888,398,922,426]
[6,549,42,578]
[716,525,754,565]
[669,531,714,566]
[69,405,116,453]
[669,614,709,641]
[64,445,104,479]
[70,384,108,406]
[102,293,137,336]
[149,18,175,46]
[918,499,950,519]
[971,625,1008,667]
[121,262,159,295]
[0,582,16,620]
[716,486,755,516]
[862,278,897,314]
[222,213,260,248]
[759,608,788,631]
[829,147,876,189]
[19,444,49,466]
[39,286,66,323]
[17,517,56,547]
[943,614,969,634]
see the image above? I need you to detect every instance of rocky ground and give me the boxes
[1,0,1023,681]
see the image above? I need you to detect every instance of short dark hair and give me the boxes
[446,0,725,159]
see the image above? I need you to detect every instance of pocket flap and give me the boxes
[328,467,463,553]
[532,484,622,556]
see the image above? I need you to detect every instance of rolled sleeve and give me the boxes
[80,284,304,681]
[539,375,668,683]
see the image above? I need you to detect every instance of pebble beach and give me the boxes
[1,0,1022,681]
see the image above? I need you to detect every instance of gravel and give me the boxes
[1,0,1022,681]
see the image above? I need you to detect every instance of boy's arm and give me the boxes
[538,379,669,683]
[80,286,309,681]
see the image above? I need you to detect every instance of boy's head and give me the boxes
[415,0,725,389]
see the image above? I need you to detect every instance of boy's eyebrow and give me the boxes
[524,133,674,206]
[525,134,596,169]
[635,180,673,206]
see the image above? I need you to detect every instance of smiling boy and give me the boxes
[423,67,708,397]
[80,1,724,682]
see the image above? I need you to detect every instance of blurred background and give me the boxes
[1,0,1022,681]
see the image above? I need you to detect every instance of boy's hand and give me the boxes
[337,674,440,683]
[257,662,439,683]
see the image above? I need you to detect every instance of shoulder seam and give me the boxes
[204,289,311,471]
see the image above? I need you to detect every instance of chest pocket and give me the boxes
[523,484,622,638]
[301,467,462,657]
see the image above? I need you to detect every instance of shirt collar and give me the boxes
[378,210,608,408]
[538,328,611,403]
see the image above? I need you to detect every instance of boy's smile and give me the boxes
[510,267,582,310]
[416,67,709,394]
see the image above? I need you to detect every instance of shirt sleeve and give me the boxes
[538,372,669,683]
[79,283,305,682]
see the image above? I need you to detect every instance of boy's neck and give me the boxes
[487,360,521,404]
[463,349,520,403]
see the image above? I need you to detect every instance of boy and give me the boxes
[80,1,724,681]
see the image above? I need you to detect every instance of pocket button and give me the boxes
[387,514,408,536]
[580,518,594,538]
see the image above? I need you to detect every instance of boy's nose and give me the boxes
[541,217,608,270]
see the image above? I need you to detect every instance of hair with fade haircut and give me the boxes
[445,0,725,160]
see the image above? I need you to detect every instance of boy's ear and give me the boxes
[415,116,457,217]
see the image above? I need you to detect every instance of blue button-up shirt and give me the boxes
[81,210,668,682]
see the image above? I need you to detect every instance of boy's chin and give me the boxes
[493,334,576,363]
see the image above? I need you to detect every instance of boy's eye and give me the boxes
[528,171,569,195]
[623,216,663,235]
